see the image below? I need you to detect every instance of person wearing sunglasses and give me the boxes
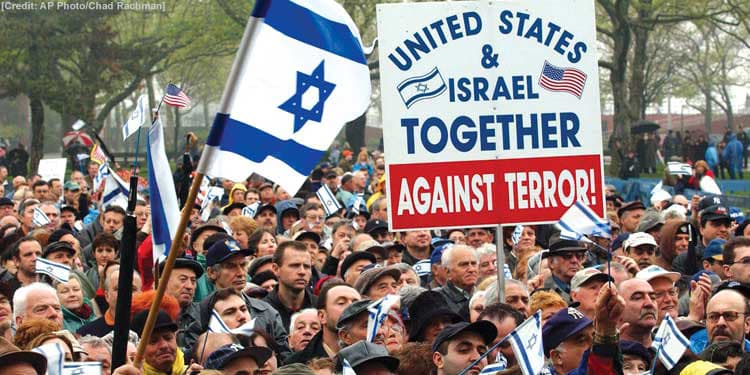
[542,238,588,305]
[623,232,657,272]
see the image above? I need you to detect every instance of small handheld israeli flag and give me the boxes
[33,342,64,375]
[557,200,610,241]
[35,258,71,283]
[63,362,102,375]
[366,294,399,342]
[317,184,342,216]
[509,311,544,375]
[413,259,431,277]
[122,94,148,141]
[32,206,51,227]
[480,361,507,374]
[200,186,225,221]
[92,162,110,191]
[342,358,357,375]
[208,309,256,336]
[667,162,693,176]
[101,171,129,210]
[652,315,689,370]
[511,225,524,245]
[242,201,261,218]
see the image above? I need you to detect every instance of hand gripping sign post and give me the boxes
[377,0,605,302]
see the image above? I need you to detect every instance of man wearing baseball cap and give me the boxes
[635,265,680,322]
[570,268,613,320]
[543,307,594,375]
[204,343,273,374]
[205,239,253,294]
[431,321,497,375]
[617,201,645,234]
[0,197,14,218]
[337,299,387,348]
[336,341,400,375]
[702,239,727,280]
[623,232,658,271]
[673,203,731,276]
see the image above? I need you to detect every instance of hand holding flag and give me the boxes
[652,315,689,370]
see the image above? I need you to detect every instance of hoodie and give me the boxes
[722,133,744,169]
[274,200,299,235]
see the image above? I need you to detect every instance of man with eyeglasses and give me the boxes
[623,232,657,272]
[635,265,680,322]
[300,202,326,239]
[543,239,588,304]
[691,288,750,353]
[722,237,750,284]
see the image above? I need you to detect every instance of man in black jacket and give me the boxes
[262,241,317,331]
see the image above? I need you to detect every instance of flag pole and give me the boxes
[495,225,505,303]
[133,10,263,368]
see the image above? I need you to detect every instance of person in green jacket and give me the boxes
[54,274,100,332]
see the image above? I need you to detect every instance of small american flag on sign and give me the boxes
[90,144,107,164]
[163,83,191,108]
[538,61,587,98]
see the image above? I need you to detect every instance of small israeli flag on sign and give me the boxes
[511,225,524,245]
[32,206,51,227]
[397,66,447,108]
[242,202,260,218]
[413,259,431,277]
[35,258,71,283]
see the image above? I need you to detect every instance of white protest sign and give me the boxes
[377,0,605,230]
[37,158,67,182]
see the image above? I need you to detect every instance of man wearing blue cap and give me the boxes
[543,307,593,375]
[702,239,727,280]
[205,239,253,293]
[429,242,451,289]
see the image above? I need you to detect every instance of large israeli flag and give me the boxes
[101,169,129,210]
[147,118,181,262]
[509,311,544,375]
[557,200,611,240]
[652,315,689,370]
[197,0,371,196]
[122,94,148,141]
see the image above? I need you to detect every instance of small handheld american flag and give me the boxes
[538,61,587,98]
[163,83,191,108]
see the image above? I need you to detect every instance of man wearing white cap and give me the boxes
[569,267,613,320]
[623,233,658,271]
[635,265,680,323]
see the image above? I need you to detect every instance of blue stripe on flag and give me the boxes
[147,136,172,257]
[511,332,534,375]
[205,114,325,176]
[102,188,126,205]
[574,201,611,232]
[262,0,367,65]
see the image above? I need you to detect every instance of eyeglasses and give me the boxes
[654,288,679,300]
[726,257,750,266]
[706,311,747,323]
[559,252,587,261]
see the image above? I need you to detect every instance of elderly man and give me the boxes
[618,201,645,234]
[0,337,47,375]
[17,199,40,235]
[570,267,613,320]
[78,270,142,337]
[285,281,361,364]
[543,239,588,304]
[340,252,376,286]
[79,336,112,375]
[466,228,493,249]
[635,265,680,322]
[204,238,253,295]
[476,244,498,283]
[131,309,187,374]
[354,266,400,302]
[696,288,750,352]
[288,308,321,352]
[436,245,479,320]
[12,282,64,327]
[542,307,594,375]
[432,321,497,375]
[39,201,60,230]
[161,258,203,348]
[618,279,658,347]
[623,232,658,271]
[336,300,387,348]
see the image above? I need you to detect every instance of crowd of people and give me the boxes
[612,128,750,181]
[0,139,747,375]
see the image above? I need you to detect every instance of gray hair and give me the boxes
[476,243,497,257]
[102,330,139,347]
[392,262,418,279]
[13,282,58,322]
[441,244,478,268]
[288,308,318,335]
[78,335,112,353]
[399,285,427,311]
[40,201,60,215]
[103,269,142,292]
[484,279,527,305]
